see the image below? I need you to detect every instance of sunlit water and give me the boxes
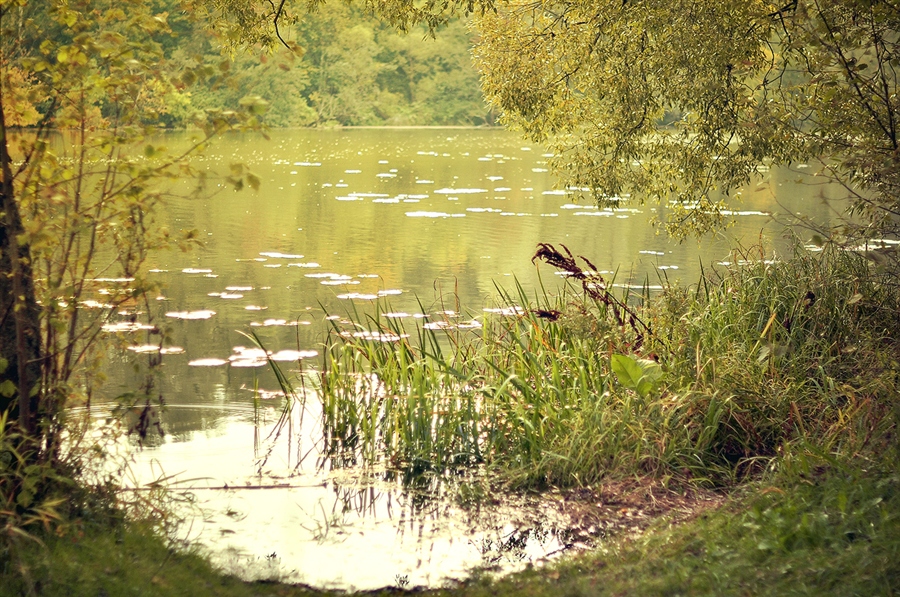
[97,128,845,589]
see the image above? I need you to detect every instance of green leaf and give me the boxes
[0,379,16,398]
[611,354,661,397]
[611,354,644,390]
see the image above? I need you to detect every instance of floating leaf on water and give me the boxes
[230,359,267,368]
[435,188,487,194]
[716,259,778,267]
[102,322,157,333]
[405,211,465,218]
[343,331,410,342]
[231,347,268,359]
[249,319,299,327]
[166,310,216,320]
[611,283,664,290]
[457,321,482,329]
[337,293,379,300]
[82,300,114,309]
[305,273,347,279]
[719,210,770,216]
[269,349,318,361]
[127,344,161,353]
[423,320,482,331]
[484,306,525,316]
[259,252,304,259]
[188,358,228,367]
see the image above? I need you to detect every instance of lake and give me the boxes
[98,128,843,590]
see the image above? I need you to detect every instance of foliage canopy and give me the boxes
[472,0,900,239]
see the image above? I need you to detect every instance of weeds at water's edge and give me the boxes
[313,242,897,491]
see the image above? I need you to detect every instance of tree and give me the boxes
[0,0,261,474]
[471,0,900,240]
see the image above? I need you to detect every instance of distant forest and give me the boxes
[166,3,492,127]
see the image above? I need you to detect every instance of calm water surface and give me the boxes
[100,128,843,589]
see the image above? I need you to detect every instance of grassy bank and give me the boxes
[3,457,897,596]
[3,242,898,595]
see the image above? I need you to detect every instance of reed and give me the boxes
[309,242,898,489]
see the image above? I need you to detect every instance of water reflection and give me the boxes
[101,128,847,589]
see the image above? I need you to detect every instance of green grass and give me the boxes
[317,243,898,489]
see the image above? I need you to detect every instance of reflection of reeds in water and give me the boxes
[239,330,315,474]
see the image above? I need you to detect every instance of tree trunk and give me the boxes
[0,89,43,437]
